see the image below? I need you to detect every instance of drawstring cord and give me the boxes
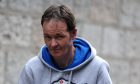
[68,71,73,84]
[49,68,52,84]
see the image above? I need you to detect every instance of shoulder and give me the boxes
[89,56,110,71]
[26,56,40,66]
[24,56,45,70]
[93,56,108,64]
[19,56,40,78]
[93,56,109,65]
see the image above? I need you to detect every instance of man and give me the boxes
[18,5,112,84]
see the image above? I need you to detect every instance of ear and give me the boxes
[71,28,77,40]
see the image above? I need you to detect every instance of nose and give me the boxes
[50,39,58,47]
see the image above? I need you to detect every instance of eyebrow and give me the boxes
[43,32,65,36]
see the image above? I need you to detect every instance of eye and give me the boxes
[44,35,51,40]
[55,35,65,40]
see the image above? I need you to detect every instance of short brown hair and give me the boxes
[41,5,76,32]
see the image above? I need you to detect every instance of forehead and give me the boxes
[43,19,67,31]
[42,19,69,35]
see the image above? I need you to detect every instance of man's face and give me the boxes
[42,19,76,60]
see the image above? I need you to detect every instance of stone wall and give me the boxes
[0,0,140,84]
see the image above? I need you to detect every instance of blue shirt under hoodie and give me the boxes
[18,37,112,84]
[42,37,92,70]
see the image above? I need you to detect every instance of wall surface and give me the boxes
[0,0,140,84]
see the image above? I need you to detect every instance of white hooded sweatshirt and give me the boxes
[18,37,112,84]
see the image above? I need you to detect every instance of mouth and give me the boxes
[49,47,62,53]
[51,49,61,53]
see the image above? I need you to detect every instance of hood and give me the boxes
[39,37,96,71]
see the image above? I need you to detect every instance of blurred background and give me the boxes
[0,0,140,84]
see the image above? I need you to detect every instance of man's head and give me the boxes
[41,5,76,32]
[41,5,77,62]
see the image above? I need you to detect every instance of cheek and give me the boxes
[44,40,52,48]
[61,39,71,46]
[61,41,72,51]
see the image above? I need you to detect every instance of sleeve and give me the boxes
[97,62,112,84]
[18,64,34,84]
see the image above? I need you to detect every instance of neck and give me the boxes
[56,46,75,68]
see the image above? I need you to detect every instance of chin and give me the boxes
[51,53,62,57]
